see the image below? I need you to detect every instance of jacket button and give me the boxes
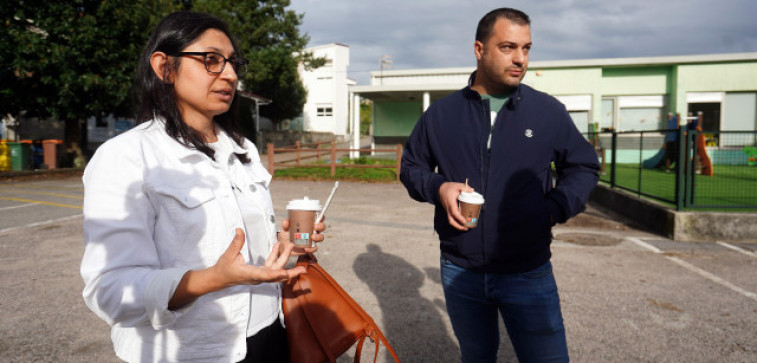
[270,215,275,223]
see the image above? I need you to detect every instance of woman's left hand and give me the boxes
[277,219,326,255]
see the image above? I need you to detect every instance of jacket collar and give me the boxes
[465,71,524,109]
[147,118,250,162]
[216,131,272,188]
[217,129,249,156]
[147,118,271,188]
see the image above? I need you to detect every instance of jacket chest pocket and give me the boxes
[151,186,218,267]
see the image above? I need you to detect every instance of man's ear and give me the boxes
[474,40,484,61]
[150,52,173,83]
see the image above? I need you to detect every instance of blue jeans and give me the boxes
[441,257,568,363]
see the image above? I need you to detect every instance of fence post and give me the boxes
[610,131,617,187]
[267,143,274,174]
[295,141,301,166]
[637,132,643,196]
[675,127,686,210]
[396,144,402,181]
[685,129,695,206]
[316,141,322,162]
[330,141,337,177]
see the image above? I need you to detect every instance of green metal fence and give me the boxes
[586,129,757,210]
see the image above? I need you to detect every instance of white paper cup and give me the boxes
[458,191,484,228]
[286,197,321,246]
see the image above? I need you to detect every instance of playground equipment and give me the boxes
[687,114,713,176]
[746,146,757,166]
[642,148,665,169]
[642,114,713,176]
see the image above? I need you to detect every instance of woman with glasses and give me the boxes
[80,12,322,362]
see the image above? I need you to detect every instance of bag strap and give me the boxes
[381,330,401,362]
[354,334,367,363]
[370,331,380,363]
[373,326,401,363]
[352,328,401,363]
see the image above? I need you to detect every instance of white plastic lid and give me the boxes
[458,191,484,204]
[286,196,322,211]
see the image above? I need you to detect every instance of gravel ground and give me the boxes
[0,177,755,362]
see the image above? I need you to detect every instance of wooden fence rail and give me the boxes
[266,142,402,181]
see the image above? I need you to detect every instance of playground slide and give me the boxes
[643,148,665,169]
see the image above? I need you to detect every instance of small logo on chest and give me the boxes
[524,129,533,138]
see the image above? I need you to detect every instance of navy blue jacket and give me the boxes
[400,75,600,273]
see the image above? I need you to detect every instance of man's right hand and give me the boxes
[439,182,472,231]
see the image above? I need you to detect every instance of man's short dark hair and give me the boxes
[475,8,530,43]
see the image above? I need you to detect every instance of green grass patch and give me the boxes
[272,157,399,182]
[275,158,757,209]
[600,163,757,210]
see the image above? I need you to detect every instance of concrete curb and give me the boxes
[589,183,757,242]
[0,168,84,181]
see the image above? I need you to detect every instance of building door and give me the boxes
[688,102,721,146]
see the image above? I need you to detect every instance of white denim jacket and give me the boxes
[81,119,278,362]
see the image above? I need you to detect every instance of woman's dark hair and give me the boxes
[475,8,530,43]
[135,11,250,163]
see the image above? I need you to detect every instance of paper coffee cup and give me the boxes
[458,191,484,228]
[286,197,321,246]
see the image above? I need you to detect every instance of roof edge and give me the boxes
[370,52,757,77]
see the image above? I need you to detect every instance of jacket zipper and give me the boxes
[480,98,490,266]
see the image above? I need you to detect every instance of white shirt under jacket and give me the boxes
[81,119,280,362]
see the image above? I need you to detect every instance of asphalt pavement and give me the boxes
[0,176,755,362]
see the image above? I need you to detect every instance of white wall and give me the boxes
[299,44,351,137]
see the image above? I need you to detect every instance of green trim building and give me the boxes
[347,52,757,155]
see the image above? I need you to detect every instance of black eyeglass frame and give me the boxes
[171,51,249,76]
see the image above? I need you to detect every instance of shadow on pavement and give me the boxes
[353,244,459,362]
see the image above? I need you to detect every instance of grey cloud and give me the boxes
[291,0,757,84]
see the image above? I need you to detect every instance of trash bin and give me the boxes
[31,140,44,169]
[8,141,32,171]
[42,139,63,169]
[0,141,10,171]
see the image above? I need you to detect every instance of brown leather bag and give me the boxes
[282,254,400,363]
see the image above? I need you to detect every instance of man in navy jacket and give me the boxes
[400,8,599,363]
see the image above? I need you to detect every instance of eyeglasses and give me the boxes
[172,51,248,76]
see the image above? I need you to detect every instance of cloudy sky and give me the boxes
[289,0,757,85]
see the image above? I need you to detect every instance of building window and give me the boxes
[317,106,333,117]
[616,95,667,132]
[618,107,665,131]
[555,95,592,133]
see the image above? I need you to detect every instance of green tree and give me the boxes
[360,100,372,136]
[1,0,317,151]
[1,0,175,149]
[189,0,324,125]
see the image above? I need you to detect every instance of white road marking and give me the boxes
[0,214,82,235]
[627,237,662,253]
[627,237,757,303]
[0,203,37,211]
[716,241,757,258]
